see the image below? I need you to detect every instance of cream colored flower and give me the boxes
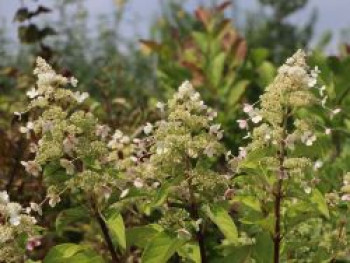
[21,161,42,177]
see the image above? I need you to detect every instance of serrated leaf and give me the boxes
[126,225,161,248]
[206,204,238,244]
[107,212,126,250]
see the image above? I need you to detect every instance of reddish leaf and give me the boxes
[216,19,231,40]
[235,39,247,62]
[215,1,232,12]
[195,7,211,28]
[222,30,238,51]
[345,44,350,55]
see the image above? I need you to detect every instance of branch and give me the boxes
[273,110,288,263]
[90,198,118,263]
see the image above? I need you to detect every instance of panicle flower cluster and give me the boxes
[236,50,340,152]
[230,50,329,180]
[130,81,230,234]
[0,191,39,262]
[135,81,227,192]
[227,49,350,261]
[20,57,130,207]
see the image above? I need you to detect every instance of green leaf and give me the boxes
[177,242,201,263]
[107,212,126,250]
[192,31,208,53]
[44,243,83,261]
[251,48,269,66]
[214,245,252,263]
[143,179,180,215]
[206,204,238,244]
[126,225,161,248]
[65,250,105,263]
[232,196,261,212]
[55,207,89,236]
[227,80,249,107]
[257,61,276,87]
[252,232,273,263]
[254,213,275,234]
[210,52,226,87]
[43,162,70,184]
[44,243,104,263]
[310,189,330,219]
[141,232,185,263]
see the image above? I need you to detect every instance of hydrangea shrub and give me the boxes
[14,52,350,262]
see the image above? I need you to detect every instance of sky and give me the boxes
[0,0,350,53]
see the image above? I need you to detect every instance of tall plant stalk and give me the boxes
[273,109,288,263]
[90,197,118,263]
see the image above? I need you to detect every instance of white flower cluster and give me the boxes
[0,191,36,226]
[30,57,83,102]
[235,50,338,157]
[0,191,39,262]
[131,80,228,204]
[107,129,130,150]
[19,57,132,207]
[229,50,331,178]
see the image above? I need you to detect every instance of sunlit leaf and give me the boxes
[206,204,238,244]
[141,232,185,263]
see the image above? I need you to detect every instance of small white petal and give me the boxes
[120,189,130,198]
[243,103,253,113]
[133,178,144,189]
[10,216,21,226]
[143,123,153,135]
[251,115,262,124]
